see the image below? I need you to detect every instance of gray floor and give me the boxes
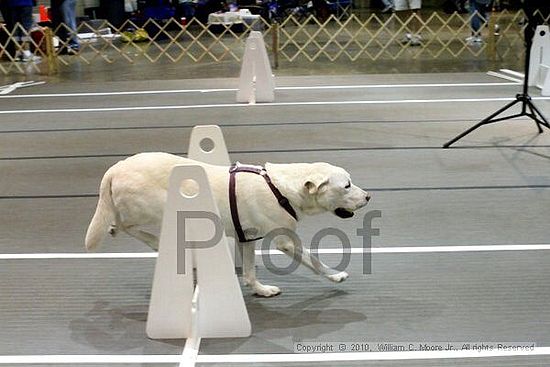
[1,73,550,366]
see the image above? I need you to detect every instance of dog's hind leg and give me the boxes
[275,238,349,283]
[124,227,159,251]
[242,242,281,297]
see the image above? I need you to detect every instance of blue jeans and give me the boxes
[469,0,489,35]
[61,0,79,48]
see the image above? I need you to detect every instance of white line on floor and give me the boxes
[0,355,182,364]
[1,347,550,364]
[197,347,550,363]
[2,244,550,260]
[0,88,235,98]
[263,244,550,254]
[279,82,521,90]
[0,82,521,99]
[2,96,550,115]
[0,252,158,259]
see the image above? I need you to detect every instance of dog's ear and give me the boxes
[304,178,329,195]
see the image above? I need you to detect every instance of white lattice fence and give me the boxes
[0,10,537,75]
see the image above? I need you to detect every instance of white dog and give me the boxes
[85,152,370,297]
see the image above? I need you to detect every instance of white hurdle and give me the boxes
[236,31,275,103]
[188,125,241,267]
[146,125,251,343]
[528,25,550,96]
[188,125,231,165]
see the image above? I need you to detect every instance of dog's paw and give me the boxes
[254,285,281,298]
[328,271,349,283]
[108,225,117,237]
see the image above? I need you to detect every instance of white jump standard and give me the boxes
[529,25,550,96]
[236,31,275,104]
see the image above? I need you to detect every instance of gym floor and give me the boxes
[1,73,550,366]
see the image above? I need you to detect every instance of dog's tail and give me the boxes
[85,167,117,251]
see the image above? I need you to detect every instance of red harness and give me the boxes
[229,163,298,242]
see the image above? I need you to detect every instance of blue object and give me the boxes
[7,0,34,7]
[143,0,176,19]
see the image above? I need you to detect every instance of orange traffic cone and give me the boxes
[39,5,50,22]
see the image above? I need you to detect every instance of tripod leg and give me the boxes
[527,99,550,130]
[526,102,544,133]
[443,99,521,148]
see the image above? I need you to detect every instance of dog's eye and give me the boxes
[345,181,351,189]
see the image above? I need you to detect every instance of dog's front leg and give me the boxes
[242,242,281,297]
[275,238,349,283]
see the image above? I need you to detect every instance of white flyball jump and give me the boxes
[188,125,241,267]
[529,25,550,96]
[237,31,275,103]
[146,125,251,340]
[187,125,231,166]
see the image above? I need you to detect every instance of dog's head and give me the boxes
[302,163,371,218]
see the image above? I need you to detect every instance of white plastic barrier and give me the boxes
[188,125,241,267]
[529,25,550,96]
[188,125,231,166]
[146,125,251,340]
[236,31,275,103]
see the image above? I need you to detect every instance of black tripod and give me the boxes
[443,7,550,148]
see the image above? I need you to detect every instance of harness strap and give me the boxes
[229,163,298,242]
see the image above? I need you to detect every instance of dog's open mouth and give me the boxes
[334,208,354,219]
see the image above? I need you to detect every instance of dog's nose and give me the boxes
[365,194,371,202]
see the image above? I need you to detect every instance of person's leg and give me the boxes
[0,5,15,58]
[312,0,330,22]
[395,10,411,42]
[11,7,29,55]
[174,2,183,20]
[10,7,22,48]
[13,6,41,61]
[20,6,34,33]
[396,1,421,45]
[394,0,409,37]
[50,0,66,48]
[61,0,79,49]
[182,2,195,19]
[409,0,421,36]
[469,0,481,36]
[466,0,486,43]
[479,1,489,33]
[380,0,393,12]
[394,0,421,45]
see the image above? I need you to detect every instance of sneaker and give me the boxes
[399,33,413,44]
[67,46,80,55]
[400,33,422,46]
[18,50,42,62]
[465,35,483,45]
[409,35,422,46]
